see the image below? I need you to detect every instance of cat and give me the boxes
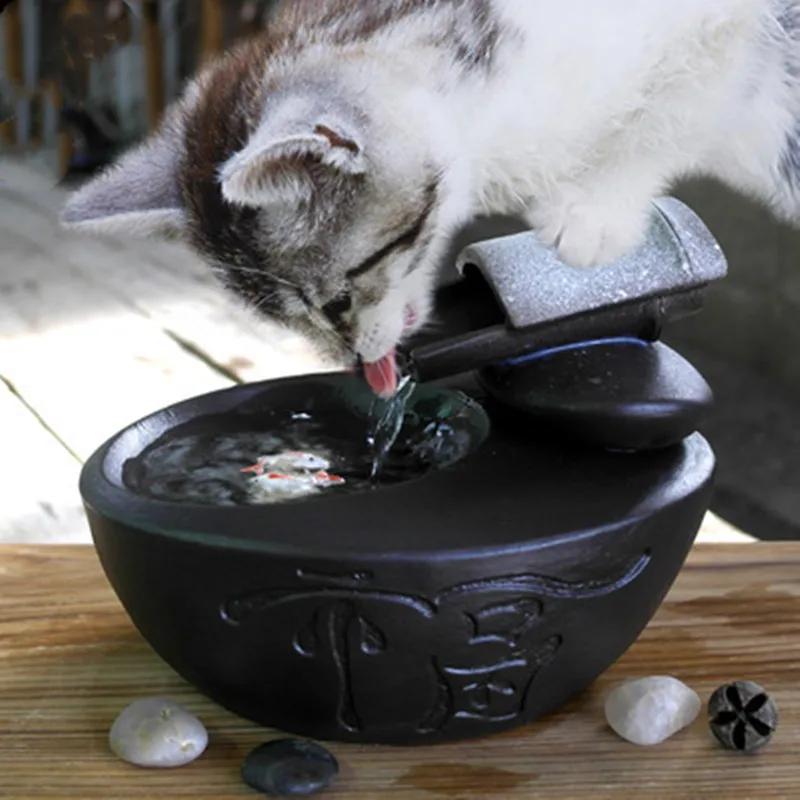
[61,0,800,396]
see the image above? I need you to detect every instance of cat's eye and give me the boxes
[321,294,353,325]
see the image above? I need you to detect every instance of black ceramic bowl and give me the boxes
[80,371,714,745]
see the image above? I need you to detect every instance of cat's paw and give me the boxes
[528,189,649,268]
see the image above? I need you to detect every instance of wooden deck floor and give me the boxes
[0,156,753,544]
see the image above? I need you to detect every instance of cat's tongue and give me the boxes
[362,349,398,398]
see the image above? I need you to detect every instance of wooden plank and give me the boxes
[2,0,23,84]
[0,543,797,798]
[159,0,181,103]
[43,78,74,179]
[1,0,22,146]
[200,0,224,63]
[19,0,39,89]
[0,251,234,460]
[0,381,89,543]
[60,0,91,121]
[63,0,89,15]
[141,0,164,131]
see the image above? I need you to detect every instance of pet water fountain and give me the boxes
[79,197,726,745]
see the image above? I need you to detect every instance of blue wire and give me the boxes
[498,336,649,368]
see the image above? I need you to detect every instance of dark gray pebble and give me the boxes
[707,680,779,752]
[242,739,339,796]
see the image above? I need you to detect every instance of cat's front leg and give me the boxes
[526,177,660,268]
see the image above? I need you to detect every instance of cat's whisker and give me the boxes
[250,291,282,316]
[308,307,352,352]
[221,264,302,293]
[418,317,448,334]
[213,264,262,278]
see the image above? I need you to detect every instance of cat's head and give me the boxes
[61,46,452,396]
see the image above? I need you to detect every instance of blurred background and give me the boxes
[0,0,796,545]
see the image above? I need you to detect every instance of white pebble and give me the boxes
[109,697,209,768]
[604,676,701,746]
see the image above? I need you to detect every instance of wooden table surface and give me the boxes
[1,544,798,799]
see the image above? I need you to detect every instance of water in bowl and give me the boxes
[123,387,475,507]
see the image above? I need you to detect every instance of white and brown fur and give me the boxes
[62,0,800,373]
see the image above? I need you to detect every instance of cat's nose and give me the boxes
[321,295,353,326]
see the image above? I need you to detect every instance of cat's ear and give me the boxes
[218,119,367,209]
[60,130,186,237]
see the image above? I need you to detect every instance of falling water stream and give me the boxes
[365,375,417,482]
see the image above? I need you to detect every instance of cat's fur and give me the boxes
[62,0,800,385]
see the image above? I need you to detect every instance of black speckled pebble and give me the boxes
[242,739,339,796]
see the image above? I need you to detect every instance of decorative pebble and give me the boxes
[604,676,701,746]
[707,680,778,752]
[109,697,208,768]
[242,739,339,797]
